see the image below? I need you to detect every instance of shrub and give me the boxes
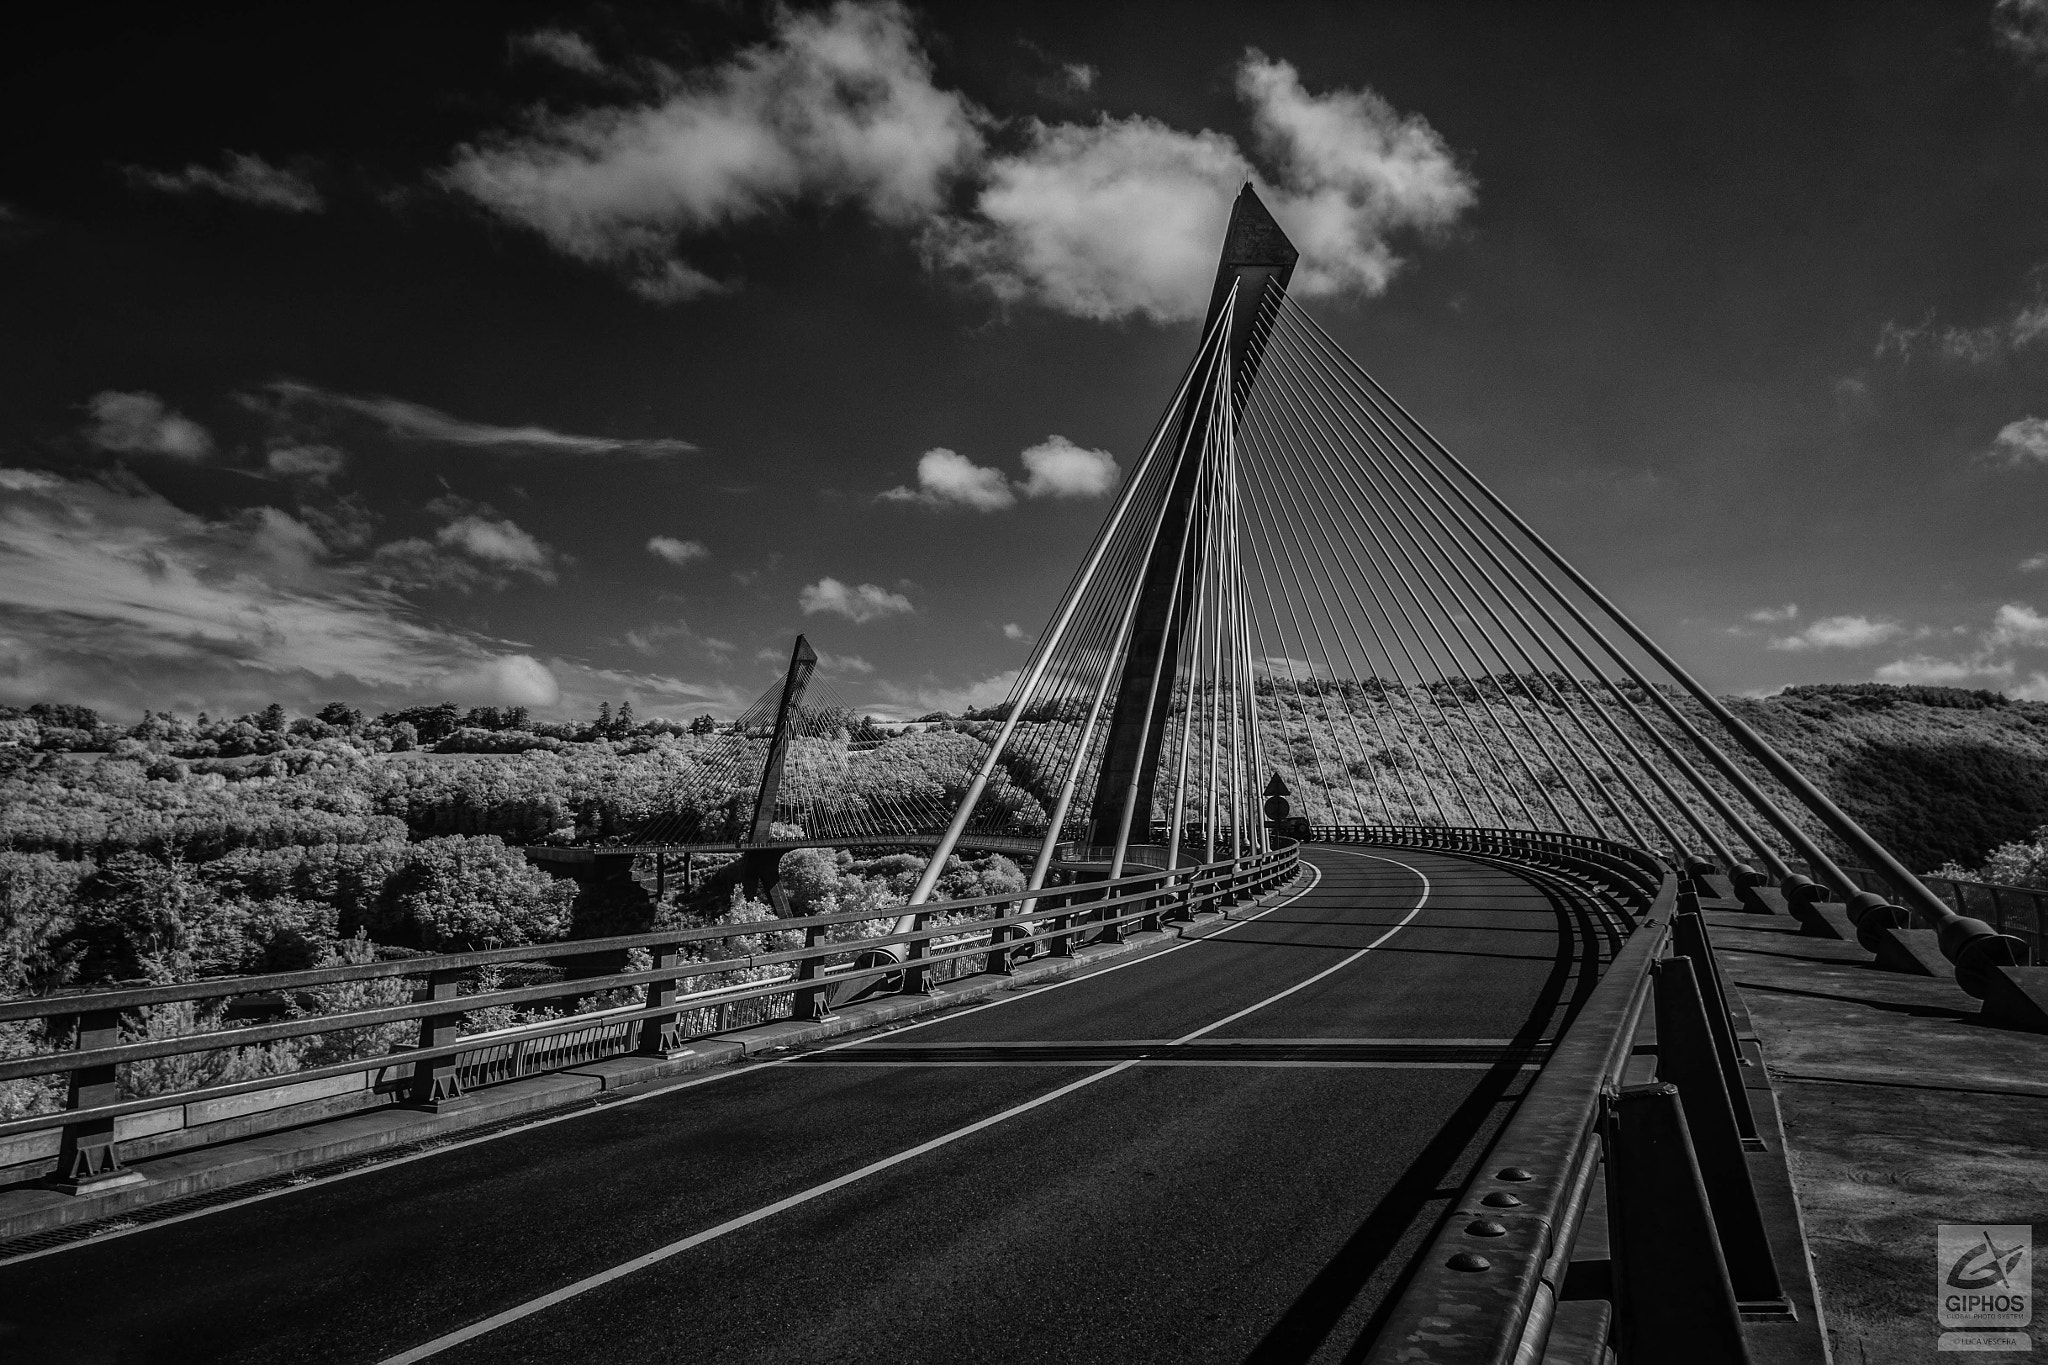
[378,836,575,951]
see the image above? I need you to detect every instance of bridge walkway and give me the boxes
[0,847,1625,1365]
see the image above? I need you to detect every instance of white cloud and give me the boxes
[1865,601,2048,697]
[1747,603,1798,623]
[1991,602,2048,648]
[0,467,550,713]
[930,116,1247,323]
[2022,553,2048,572]
[880,447,1016,510]
[265,443,346,482]
[444,0,983,302]
[440,654,562,707]
[1019,435,1118,498]
[513,27,605,75]
[1995,0,2048,72]
[2015,672,2048,702]
[126,152,323,212]
[445,9,1469,320]
[263,380,694,455]
[82,391,214,460]
[1990,416,2048,467]
[548,660,748,721]
[1768,614,1903,651]
[799,576,914,622]
[1873,655,2010,685]
[876,669,1019,715]
[928,52,1472,322]
[437,515,557,580]
[646,535,710,566]
[1003,622,1027,641]
[881,435,1119,509]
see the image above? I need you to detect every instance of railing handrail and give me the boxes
[0,842,1302,1161]
[0,846,1278,1023]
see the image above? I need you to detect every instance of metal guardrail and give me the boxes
[0,842,1300,1189]
[1328,826,1811,1364]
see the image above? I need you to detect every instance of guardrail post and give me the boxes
[636,944,684,1057]
[1605,1082,1753,1364]
[1163,870,1193,924]
[50,1009,142,1193]
[408,968,466,1110]
[791,924,836,1022]
[986,903,1015,976]
[1139,873,1165,934]
[1094,887,1126,946]
[1653,956,1782,1308]
[901,912,933,995]
[1047,889,1076,958]
[1672,908,1758,1141]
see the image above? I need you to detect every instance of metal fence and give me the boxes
[0,842,1299,1187]
[1794,860,2046,960]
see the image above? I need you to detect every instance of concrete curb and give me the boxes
[0,875,1304,1247]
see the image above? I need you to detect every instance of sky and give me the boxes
[4,0,2048,723]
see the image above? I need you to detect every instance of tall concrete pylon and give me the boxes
[1083,185,1297,846]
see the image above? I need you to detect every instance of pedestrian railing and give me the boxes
[0,842,1299,1190]
[1791,859,2045,962]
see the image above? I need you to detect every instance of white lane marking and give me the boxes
[377,851,1428,1364]
[0,862,1325,1270]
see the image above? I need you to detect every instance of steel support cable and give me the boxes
[1229,361,1383,826]
[1226,410,1258,853]
[1199,423,1229,859]
[1205,387,1233,859]
[1249,327,1566,835]
[1237,345,1445,827]
[1275,304,1756,870]
[1284,305,1833,886]
[1248,312,1607,839]
[1166,490,1211,866]
[1236,426,1421,825]
[1247,368,1528,834]
[1237,466,1385,824]
[1239,396,1487,827]
[1167,405,1220,861]
[1240,437,1436,828]
[1281,310,1792,877]
[1263,331,1674,850]
[1105,290,1241,880]
[903,293,1240,907]
[1236,382,1515,834]
[1023,450,1197,895]
[1239,506,1386,825]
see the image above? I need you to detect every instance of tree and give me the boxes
[379,703,460,744]
[28,702,99,731]
[615,701,635,735]
[688,714,717,736]
[257,703,289,733]
[379,836,575,950]
[316,702,364,730]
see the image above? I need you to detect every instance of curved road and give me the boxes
[0,846,1623,1365]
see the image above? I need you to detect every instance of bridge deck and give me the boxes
[0,847,1625,1364]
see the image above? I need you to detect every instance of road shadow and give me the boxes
[1237,861,1603,1364]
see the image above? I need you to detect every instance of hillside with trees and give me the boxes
[2,682,2045,1016]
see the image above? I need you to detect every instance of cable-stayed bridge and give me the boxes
[2,188,2045,1365]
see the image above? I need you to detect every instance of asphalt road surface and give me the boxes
[0,845,1624,1365]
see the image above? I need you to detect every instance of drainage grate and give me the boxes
[0,1096,618,1264]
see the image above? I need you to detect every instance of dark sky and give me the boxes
[4,0,2047,721]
